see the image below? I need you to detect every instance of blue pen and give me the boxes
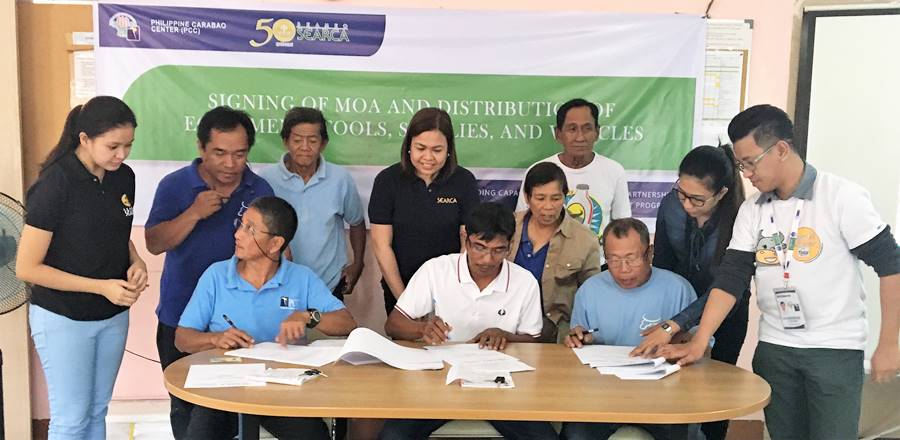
[222,314,238,329]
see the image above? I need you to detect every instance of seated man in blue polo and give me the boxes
[563,218,699,440]
[380,202,557,440]
[175,196,357,440]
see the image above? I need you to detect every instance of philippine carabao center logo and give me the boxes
[565,188,603,237]
[249,17,350,48]
[109,12,141,42]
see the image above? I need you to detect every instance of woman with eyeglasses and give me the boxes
[508,162,601,343]
[631,144,747,440]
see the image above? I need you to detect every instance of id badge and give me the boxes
[774,287,806,331]
[279,296,298,310]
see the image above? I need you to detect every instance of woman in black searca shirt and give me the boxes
[369,107,479,316]
[16,96,148,440]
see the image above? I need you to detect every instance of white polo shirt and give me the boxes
[395,253,544,342]
[729,165,887,350]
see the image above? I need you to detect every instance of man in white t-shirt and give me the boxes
[380,202,554,440]
[517,98,632,239]
[662,105,900,440]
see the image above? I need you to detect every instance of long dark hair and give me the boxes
[400,107,458,180]
[678,144,745,264]
[41,96,137,174]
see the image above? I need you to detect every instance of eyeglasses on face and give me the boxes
[604,248,649,268]
[467,238,510,257]
[671,181,717,208]
[735,140,779,172]
[233,218,276,236]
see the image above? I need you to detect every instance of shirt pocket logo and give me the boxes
[436,197,458,204]
[121,194,134,217]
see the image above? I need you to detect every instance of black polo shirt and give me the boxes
[25,152,135,321]
[368,163,479,283]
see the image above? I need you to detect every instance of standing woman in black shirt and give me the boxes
[369,107,479,316]
[632,144,747,440]
[16,96,148,440]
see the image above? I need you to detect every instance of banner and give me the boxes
[95,2,707,230]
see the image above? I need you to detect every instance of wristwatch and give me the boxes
[306,309,321,328]
[660,321,674,335]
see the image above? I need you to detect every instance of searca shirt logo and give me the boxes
[250,18,351,48]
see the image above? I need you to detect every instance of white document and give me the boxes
[425,344,534,372]
[226,342,342,367]
[247,368,322,386]
[184,363,266,388]
[599,362,681,380]
[446,364,515,389]
[337,327,444,370]
[309,339,347,347]
[573,345,666,367]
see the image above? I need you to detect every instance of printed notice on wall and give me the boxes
[70,51,96,107]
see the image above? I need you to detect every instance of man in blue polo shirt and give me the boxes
[259,107,366,300]
[176,196,356,440]
[563,218,698,440]
[144,106,273,439]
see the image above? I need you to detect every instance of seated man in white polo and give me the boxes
[563,218,699,440]
[380,202,557,440]
[175,196,357,440]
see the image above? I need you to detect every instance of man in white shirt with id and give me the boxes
[381,202,554,440]
[662,105,899,440]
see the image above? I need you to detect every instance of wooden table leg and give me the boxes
[238,413,260,440]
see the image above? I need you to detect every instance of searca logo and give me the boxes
[249,18,350,48]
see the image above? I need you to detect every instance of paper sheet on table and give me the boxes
[425,344,534,372]
[573,345,665,367]
[226,342,341,367]
[598,362,681,380]
[184,363,266,388]
[247,368,321,386]
[337,327,444,370]
[446,364,515,388]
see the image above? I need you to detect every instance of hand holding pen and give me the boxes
[211,314,255,349]
[564,326,598,348]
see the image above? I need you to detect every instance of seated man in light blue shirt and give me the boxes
[175,196,357,440]
[563,218,698,440]
[259,107,366,300]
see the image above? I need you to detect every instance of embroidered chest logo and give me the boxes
[755,228,822,265]
[639,315,660,331]
[121,194,134,217]
[436,197,458,204]
[497,309,506,316]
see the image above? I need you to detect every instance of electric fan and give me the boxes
[0,192,28,437]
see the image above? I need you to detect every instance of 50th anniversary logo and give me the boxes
[98,4,385,56]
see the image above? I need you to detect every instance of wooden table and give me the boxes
[164,343,770,440]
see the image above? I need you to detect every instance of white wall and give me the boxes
[0,2,30,438]
[804,10,900,356]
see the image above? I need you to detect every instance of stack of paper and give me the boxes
[425,344,534,372]
[572,345,681,380]
[184,363,267,388]
[597,363,681,380]
[446,364,515,388]
[336,327,445,370]
[226,342,341,367]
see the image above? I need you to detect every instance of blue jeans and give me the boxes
[30,305,129,440]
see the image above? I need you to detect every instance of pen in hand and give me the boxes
[222,314,254,347]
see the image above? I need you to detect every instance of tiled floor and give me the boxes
[106,400,174,440]
[105,399,772,440]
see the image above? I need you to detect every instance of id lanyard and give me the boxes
[767,198,805,287]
